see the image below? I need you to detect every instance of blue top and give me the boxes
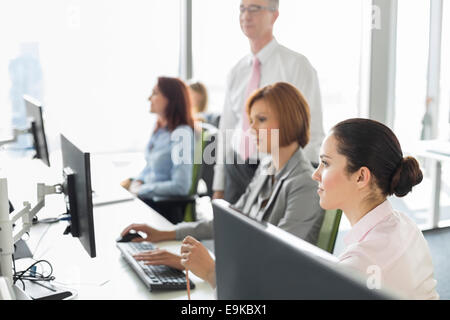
[135,125,194,198]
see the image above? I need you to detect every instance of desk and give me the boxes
[2,156,215,300]
[24,198,214,300]
[407,139,450,229]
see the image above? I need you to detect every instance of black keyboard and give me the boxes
[116,241,195,292]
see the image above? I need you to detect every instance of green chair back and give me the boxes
[183,127,207,222]
[316,209,342,254]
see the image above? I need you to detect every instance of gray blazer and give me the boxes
[175,147,324,244]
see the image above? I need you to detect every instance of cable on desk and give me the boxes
[35,213,71,225]
[12,254,25,290]
[13,259,55,291]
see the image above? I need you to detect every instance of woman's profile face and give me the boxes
[312,133,358,210]
[149,85,168,115]
[249,99,280,154]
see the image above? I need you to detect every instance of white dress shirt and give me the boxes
[339,200,439,300]
[213,38,324,191]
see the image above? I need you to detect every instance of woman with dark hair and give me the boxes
[121,77,194,223]
[312,118,438,299]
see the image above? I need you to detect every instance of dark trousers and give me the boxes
[224,155,259,205]
[138,196,185,224]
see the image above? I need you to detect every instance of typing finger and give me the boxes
[133,249,169,259]
[144,259,171,266]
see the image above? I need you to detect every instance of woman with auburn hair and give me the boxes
[312,118,438,299]
[121,76,194,223]
[120,82,324,276]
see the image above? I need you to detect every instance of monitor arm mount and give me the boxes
[0,177,62,299]
[0,128,30,147]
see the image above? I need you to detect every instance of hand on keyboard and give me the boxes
[133,248,184,271]
[120,223,176,243]
[117,242,195,291]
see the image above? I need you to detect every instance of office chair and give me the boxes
[197,123,218,198]
[150,125,209,223]
[316,209,342,254]
[206,113,221,129]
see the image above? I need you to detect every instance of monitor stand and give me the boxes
[13,241,76,300]
[13,281,77,300]
[14,239,33,260]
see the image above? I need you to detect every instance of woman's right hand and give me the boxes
[120,178,133,190]
[120,224,175,243]
[180,236,216,288]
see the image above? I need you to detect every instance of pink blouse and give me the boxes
[339,200,439,300]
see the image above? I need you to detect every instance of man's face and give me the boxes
[239,0,278,41]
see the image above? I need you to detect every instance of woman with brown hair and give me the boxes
[121,76,194,223]
[188,81,208,115]
[121,82,324,273]
[188,81,221,127]
[312,118,438,299]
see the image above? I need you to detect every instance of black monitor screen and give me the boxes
[60,134,96,258]
[212,200,390,300]
[24,95,50,167]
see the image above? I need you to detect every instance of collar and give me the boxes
[154,125,169,134]
[277,146,308,180]
[254,147,306,220]
[246,38,279,66]
[343,200,394,246]
[259,146,306,181]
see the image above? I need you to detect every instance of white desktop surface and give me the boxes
[20,199,214,300]
[3,155,214,300]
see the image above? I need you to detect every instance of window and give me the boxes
[192,0,372,132]
[439,1,450,139]
[393,0,430,145]
[0,0,180,153]
[275,0,372,131]
[192,0,248,113]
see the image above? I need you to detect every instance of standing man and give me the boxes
[213,0,324,203]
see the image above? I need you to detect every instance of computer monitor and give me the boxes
[212,200,390,300]
[24,95,50,167]
[60,134,96,258]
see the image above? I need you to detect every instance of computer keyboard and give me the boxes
[116,241,195,292]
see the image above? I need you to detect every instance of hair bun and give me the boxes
[390,156,423,197]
